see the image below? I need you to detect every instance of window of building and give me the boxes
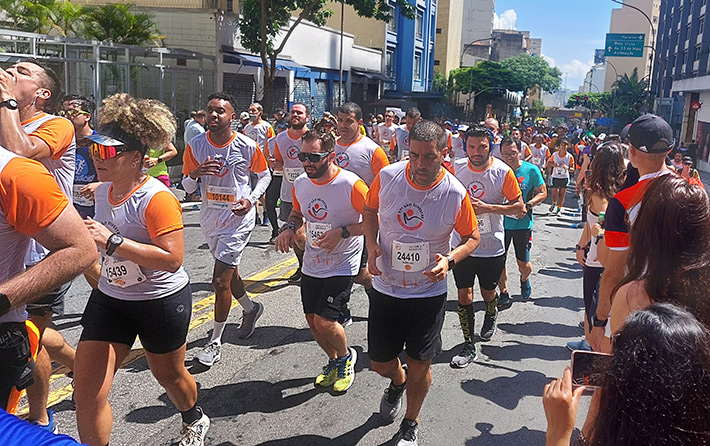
[684,49,689,64]
[700,17,705,34]
[414,53,421,80]
[415,12,423,39]
[385,49,395,77]
[387,6,397,32]
[696,45,702,61]
[436,28,441,34]
[226,0,233,11]
[434,60,440,66]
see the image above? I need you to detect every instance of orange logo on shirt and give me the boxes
[335,151,350,168]
[307,198,329,221]
[287,145,300,160]
[467,180,485,200]
[397,203,424,231]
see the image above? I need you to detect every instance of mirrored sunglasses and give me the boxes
[57,109,89,118]
[89,143,128,159]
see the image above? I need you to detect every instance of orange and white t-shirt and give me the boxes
[390,126,411,160]
[0,147,69,323]
[334,134,389,186]
[366,162,477,299]
[453,157,521,257]
[293,168,368,278]
[273,130,305,202]
[22,113,76,266]
[530,144,550,169]
[182,130,268,238]
[450,132,466,160]
[376,123,397,147]
[243,121,276,150]
[549,151,575,179]
[94,177,189,301]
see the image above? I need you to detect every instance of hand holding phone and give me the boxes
[571,350,611,390]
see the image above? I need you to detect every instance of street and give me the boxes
[19,196,591,445]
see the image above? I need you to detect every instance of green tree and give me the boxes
[449,60,520,95]
[566,92,613,115]
[0,0,26,30]
[23,0,88,37]
[238,0,415,112]
[612,67,650,123]
[501,54,562,95]
[83,3,162,46]
[529,98,545,119]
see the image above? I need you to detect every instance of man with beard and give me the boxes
[182,92,271,367]
[275,128,367,392]
[450,126,523,368]
[390,107,422,160]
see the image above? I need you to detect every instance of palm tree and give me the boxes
[23,0,88,37]
[82,4,163,47]
[612,67,651,126]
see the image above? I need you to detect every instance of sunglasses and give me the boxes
[57,109,89,118]
[89,143,129,159]
[297,152,330,163]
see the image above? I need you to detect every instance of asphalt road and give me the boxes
[18,191,592,445]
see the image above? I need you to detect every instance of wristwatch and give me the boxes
[0,99,18,110]
[341,226,350,239]
[0,292,11,316]
[446,254,456,271]
[591,314,608,327]
[279,221,296,234]
[105,233,124,256]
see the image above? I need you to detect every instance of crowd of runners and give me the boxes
[1,58,710,446]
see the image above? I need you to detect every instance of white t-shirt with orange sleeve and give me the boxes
[366,161,477,299]
[272,130,305,202]
[334,134,390,187]
[244,121,276,150]
[453,157,522,257]
[293,168,368,278]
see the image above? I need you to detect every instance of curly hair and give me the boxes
[98,94,176,154]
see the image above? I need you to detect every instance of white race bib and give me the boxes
[101,256,147,288]
[554,166,566,177]
[477,213,492,234]
[391,240,430,272]
[306,221,332,248]
[284,167,304,183]
[73,184,94,207]
[532,155,543,166]
[206,185,237,210]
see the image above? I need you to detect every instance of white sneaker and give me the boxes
[195,341,221,367]
[179,410,210,446]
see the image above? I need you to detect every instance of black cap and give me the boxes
[619,123,632,142]
[628,114,675,153]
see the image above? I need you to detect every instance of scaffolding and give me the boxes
[0,29,216,133]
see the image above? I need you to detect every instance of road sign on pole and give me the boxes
[605,33,645,57]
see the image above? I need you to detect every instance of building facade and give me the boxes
[433,0,463,77]
[489,29,541,62]
[460,0,494,66]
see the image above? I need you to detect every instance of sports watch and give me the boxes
[0,99,18,110]
[105,233,124,256]
[341,226,350,239]
[446,254,456,271]
[591,314,608,327]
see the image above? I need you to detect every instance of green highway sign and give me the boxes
[605,33,645,57]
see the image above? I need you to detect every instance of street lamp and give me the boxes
[606,59,620,125]
[459,37,496,116]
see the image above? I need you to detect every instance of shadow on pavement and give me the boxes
[466,422,546,445]
[254,413,390,446]
[532,295,583,311]
[537,267,581,280]
[460,366,551,410]
[480,340,570,362]
[498,321,582,338]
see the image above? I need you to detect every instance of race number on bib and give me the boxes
[284,167,304,183]
[477,213,492,234]
[101,256,147,288]
[206,185,236,210]
[72,184,94,207]
[391,240,430,272]
[553,166,566,177]
[532,156,543,167]
[306,221,332,247]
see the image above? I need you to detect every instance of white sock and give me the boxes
[236,293,255,313]
[209,320,227,344]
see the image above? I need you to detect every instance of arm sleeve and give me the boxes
[182,144,199,176]
[502,169,522,201]
[0,157,68,236]
[371,147,390,176]
[249,145,269,173]
[145,191,184,238]
[292,186,301,213]
[350,179,369,214]
[365,173,382,210]
[454,195,477,236]
[247,169,271,204]
[30,118,74,159]
[181,176,199,194]
[604,197,629,250]
[273,141,283,161]
[267,126,276,139]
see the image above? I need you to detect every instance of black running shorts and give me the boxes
[300,274,354,321]
[452,255,507,291]
[26,281,71,317]
[504,229,532,263]
[367,289,446,362]
[80,284,192,355]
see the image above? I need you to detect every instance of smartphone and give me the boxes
[571,350,610,389]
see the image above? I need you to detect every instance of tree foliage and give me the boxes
[529,98,545,119]
[83,4,162,46]
[501,54,562,94]
[450,60,520,95]
[238,0,415,112]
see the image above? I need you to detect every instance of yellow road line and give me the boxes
[19,257,298,414]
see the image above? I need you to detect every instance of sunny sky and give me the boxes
[494,0,616,92]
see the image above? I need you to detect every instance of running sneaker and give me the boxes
[521,279,532,300]
[480,306,498,341]
[195,341,221,367]
[450,342,477,368]
[380,382,406,422]
[338,306,353,327]
[28,410,58,434]
[497,291,512,310]
[393,418,419,446]
[567,338,592,352]
[288,268,302,284]
[578,320,586,330]
[552,206,561,216]
[333,347,357,392]
[179,408,210,446]
[315,358,338,387]
[261,217,270,227]
[237,301,264,339]
[269,234,279,245]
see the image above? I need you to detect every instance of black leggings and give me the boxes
[265,174,282,235]
[583,266,604,326]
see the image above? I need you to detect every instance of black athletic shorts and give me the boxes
[452,255,507,291]
[26,281,72,317]
[368,289,446,362]
[504,229,532,263]
[301,274,354,321]
[551,177,568,189]
[80,284,192,355]
[0,321,38,412]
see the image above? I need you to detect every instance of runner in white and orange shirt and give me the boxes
[546,137,575,215]
[244,102,276,226]
[364,120,479,445]
[75,93,210,446]
[272,102,310,283]
[0,58,78,431]
[275,128,367,393]
[182,92,271,368]
[376,111,398,160]
[510,127,533,161]
[530,133,551,175]
[389,107,422,161]
[450,127,523,369]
